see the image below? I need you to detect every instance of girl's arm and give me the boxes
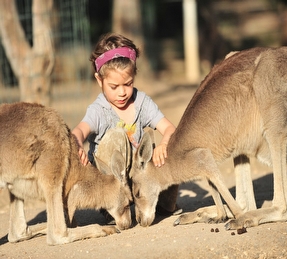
[153,117,176,167]
[72,121,91,166]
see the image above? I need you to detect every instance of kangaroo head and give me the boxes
[95,150,132,230]
[130,130,161,227]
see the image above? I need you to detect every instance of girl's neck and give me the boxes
[112,98,135,124]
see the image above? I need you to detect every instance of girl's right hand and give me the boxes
[78,147,89,166]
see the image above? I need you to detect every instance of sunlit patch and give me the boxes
[179,189,197,198]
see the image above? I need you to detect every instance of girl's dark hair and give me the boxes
[90,33,140,78]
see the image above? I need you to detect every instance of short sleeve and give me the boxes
[81,102,101,134]
[142,95,164,129]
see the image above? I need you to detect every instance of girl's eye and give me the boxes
[127,81,134,86]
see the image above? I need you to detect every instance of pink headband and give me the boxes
[95,47,137,72]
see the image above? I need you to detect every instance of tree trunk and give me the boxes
[0,0,54,105]
[183,0,200,84]
[112,0,152,80]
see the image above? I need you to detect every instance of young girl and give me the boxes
[72,32,181,223]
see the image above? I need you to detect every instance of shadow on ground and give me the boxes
[0,173,273,246]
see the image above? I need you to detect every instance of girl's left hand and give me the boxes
[152,143,167,167]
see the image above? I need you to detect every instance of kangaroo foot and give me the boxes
[225,210,263,230]
[225,218,257,230]
[224,207,287,230]
[173,210,228,226]
[102,226,120,235]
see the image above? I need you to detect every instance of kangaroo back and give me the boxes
[0,102,70,196]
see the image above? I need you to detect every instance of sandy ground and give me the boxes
[1,79,287,259]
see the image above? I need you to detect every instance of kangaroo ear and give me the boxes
[146,129,155,144]
[94,156,112,175]
[136,130,154,169]
[123,130,132,173]
[110,150,127,184]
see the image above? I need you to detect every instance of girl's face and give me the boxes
[95,68,135,110]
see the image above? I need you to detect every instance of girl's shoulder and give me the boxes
[133,88,152,105]
[89,93,111,109]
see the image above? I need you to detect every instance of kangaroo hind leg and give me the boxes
[8,193,46,243]
[234,155,256,212]
[174,148,243,226]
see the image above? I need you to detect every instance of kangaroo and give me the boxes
[0,102,132,245]
[67,127,133,227]
[130,47,287,230]
[65,149,132,229]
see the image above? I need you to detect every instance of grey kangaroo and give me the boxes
[0,102,132,245]
[130,47,287,230]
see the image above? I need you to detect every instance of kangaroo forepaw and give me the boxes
[102,226,121,235]
[173,213,196,226]
[173,212,210,225]
[173,210,229,226]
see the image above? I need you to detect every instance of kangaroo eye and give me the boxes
[134,190,140,199]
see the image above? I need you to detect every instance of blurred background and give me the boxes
[1,0,287,128]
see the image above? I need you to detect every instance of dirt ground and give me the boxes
[1,79,287,259]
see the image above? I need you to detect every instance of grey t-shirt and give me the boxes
[82,88,164,162]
